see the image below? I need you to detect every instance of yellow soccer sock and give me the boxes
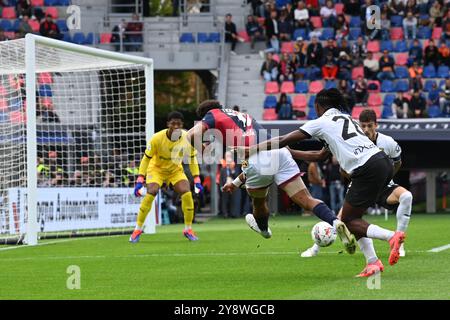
[136,193,155,229]
[181,191,194,229]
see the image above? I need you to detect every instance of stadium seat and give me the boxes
[395,80,409,92]
[280,81,295,94]
[100,33,112,44]
[383,94,395,106]
[390,27,404,40]
[324,80,336,89]
[381,80,395,92]
[265,81,279,94]
[263,108,278,120]
[31,0,44,5]
[9,111,26,124]
[394,40,408,52]
[308,95,316,109]
[237,30,250,42]
[62,33,72,42]
[424,80,437,92]
[180,33,195,43]
[367,80,381,93]
[293,28,308,40]
[281,41,294,53]
[320,28,334,40]
[0,20,13,31]
[292,95,307,110]
[38,72,53,84]
[209,33,220,43]
[4,31,16,39]
[380,41,394,52]
[432,27,442,40]
[0,112,9,123]
[368,94,382,107]
[351,66,364,80]
[85,32,96,44]
[72,32,85,44]
[417,26,432,39]
[264,95,278,108]
[367,41,380,53]
[39,85,53,97]
[198,33,210,43]
[423,65,436,78]
[45,7,59,19]
[0,98,8,112]
[309,81,323,94]
[369,106,382,118]
[382,105,395,118]
[395,53,408,66]
[56,19,68,32]
[335,3,344,14]
[2,7,16,19]
[295,81,308,93]
[0,85,6,97]
[40,97,53,108]
[437,66,450,78]
[310,16,322,29]
[390,15,403,27]
[295,68,308,78]
[428,105,442,118]
[395,66,409,79]
[349,28,361,40]
[351,106,365,119]
[11,19,21,32]
[45,0,59,5]
[28,19,40,32]
[349,16,361,28]
[307,106,317,119]
[306,66,321,80]
[58,0,71,5]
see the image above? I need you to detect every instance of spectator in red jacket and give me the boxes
[40,15,61,40]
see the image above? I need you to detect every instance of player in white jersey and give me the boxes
[240,89,406,276]
[301,109,413,270]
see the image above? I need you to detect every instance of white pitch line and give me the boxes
[428,244,450,253]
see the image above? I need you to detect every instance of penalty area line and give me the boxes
[428,244,450,253]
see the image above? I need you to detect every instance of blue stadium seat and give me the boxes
[293,28,308,40]
[197,33,210,43]
[395,66,409,79]
[0,20,12,31]
[437,66,450,78]
[0,112,9,123]
[307,106,317,120]
[383,94,395,106]
[320,28,334,40]
[12,19,20,32]
[39,85,53,97]
[391,15,403,27]
[419,14,429,21]
[295,68,308,77]
[424,80,437,92]
[85,32,95,44]
[275,0,290,9]
[209,32,220,43]
[72,32,85,44]
[295,81,308,93]
[45,0,59,5]
[395,80,409,92]
[306,67,321,80]
[349,28,361,40]
[423,65,437,78]
[9,98,21,111]
[428,105,442,118]
[264,95,278,108]
[58,0,71,5]
[56,19,68,32]
[380,41,394,52]
[349,16,361,27]
[394,40,408,52]
[382,105,394,118]
[381,80,395,92]
[308,95,316,109]
[180,33,195,43]
[417,26,432,39]
[324,80,337,89]
[62,33,71,42]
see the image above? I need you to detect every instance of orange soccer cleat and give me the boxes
[129,229,143,243]
[183,229,199,241]
[389,231,406,266]
[356,259,385,278]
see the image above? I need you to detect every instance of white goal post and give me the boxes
[0,34,155,245]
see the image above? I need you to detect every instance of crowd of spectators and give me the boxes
[229,0,450,120]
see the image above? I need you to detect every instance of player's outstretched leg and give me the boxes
[245,191,272,239]
[356,237,384,277]
[300,243,320,257]
[130,191,156,243]
[394,189,412,257]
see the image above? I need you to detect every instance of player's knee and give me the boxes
[146,185,159,196]
[181,191,193,200]
[399,191,413,206]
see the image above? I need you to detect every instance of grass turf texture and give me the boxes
[0,214,449,300]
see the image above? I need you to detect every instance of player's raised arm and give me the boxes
[186,142,203,194]
[287,147,331,162]
[186,121,208,154]
[243,129,309,157]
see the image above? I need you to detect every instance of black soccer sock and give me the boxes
[254,215,269,232]
[312,203,337,226]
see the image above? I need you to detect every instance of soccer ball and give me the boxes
[311,222,337,247]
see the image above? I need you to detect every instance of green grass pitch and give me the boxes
[0,214,449,300]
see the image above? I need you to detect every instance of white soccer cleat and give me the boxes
[245,214,272,239]
[300,247,318,258]
[334,220,356,254]
[399,243,406,257]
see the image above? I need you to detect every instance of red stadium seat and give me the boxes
[309,80,324,94]
[292,95,307,110]
[351,106,365,119]
[335,3,344,14]
[9,111,26,124]
[2,7,16,19]
[31,0,44,6]
[263,108,278,120]
[29,19,40,32]
[368,93,382,107]
[432,27,442,40]
[38,73,53,84]
[280,81,295,94]
[100,33,112,44]
[367,80,381,93]
[0,99,8,112]
[40,97,53,108]
[395,53,408,66]
[351,66,364,80]
[237,30,250,42]
[310,16,322,29]
[390,27,404,40]
[0,85,7,97]
[45,7,59,19]
[281,41,294,54]
[367,41,380,53]
[265,82,279,94]
[369,106,382,118]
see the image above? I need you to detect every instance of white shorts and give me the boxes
[242,148,301,189]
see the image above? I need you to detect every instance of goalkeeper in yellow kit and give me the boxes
[129,112,202,242]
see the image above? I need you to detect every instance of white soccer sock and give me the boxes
[311,243,320,253]
[135,225,143,231]
[366,224,395,241]
[185,225,192,231]
[357,237,378,264]
[396,191,412,232]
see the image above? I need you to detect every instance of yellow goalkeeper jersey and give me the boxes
[139,129,199,177]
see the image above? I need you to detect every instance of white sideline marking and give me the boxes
[428,244,450,253]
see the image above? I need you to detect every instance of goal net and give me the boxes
[0,34,155,245]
